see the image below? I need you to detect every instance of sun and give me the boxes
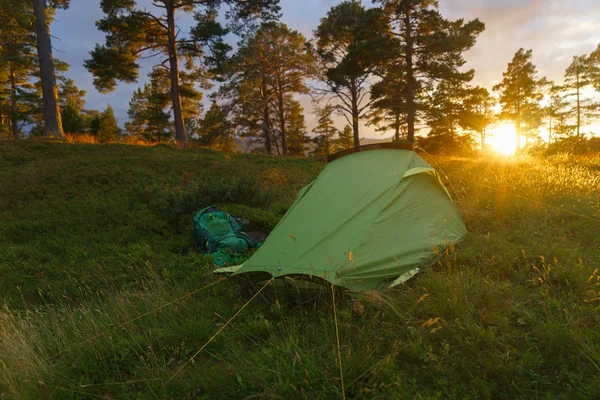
[487,123,518,156]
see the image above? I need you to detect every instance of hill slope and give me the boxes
[0,140,315,306]
[0,141,599,399]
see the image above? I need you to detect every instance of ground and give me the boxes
[0,140,599,399]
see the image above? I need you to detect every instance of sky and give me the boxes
[51,0,600,139]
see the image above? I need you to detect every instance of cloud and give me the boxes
[450,0,600,86]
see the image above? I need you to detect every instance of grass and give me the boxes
[0,140,599,399]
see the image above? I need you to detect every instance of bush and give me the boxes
[544,135,600,155]
[417,133,478,156]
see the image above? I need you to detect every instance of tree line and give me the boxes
[2,0,600,154]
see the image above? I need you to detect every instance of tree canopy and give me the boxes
[217,22,313,154]
[4,0,600,154]
[313,0,391,147]
[494,49,546,151]
[85,0,280,146]
[376,0,485,143]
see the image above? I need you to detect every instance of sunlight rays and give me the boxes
[487,123,518,156]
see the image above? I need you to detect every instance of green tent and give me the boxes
[227,144,467,291]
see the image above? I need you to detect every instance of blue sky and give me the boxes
[51,0,600,138]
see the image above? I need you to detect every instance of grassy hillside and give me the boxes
[1,140,599,399]
[0,140,314,306]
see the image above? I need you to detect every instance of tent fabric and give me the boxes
[232,148,467,291]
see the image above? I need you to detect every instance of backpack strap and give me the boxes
[229,215,261,248]
[193,206,218,254]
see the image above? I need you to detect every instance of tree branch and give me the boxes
[132,10,168,30]
[133,44,166,56]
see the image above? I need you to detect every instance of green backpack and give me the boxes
[193,206,261,267]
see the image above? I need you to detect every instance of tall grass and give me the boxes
[63,133,154,146]
[0,141,599,398]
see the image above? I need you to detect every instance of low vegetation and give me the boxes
[1,140,599,399]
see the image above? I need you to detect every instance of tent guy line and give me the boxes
[331,284,346,400]
[49,278,226,396]
[46,278,226,363]
[168,277,276,382]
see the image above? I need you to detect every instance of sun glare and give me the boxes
[487,123,518,156]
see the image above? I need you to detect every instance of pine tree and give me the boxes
[218,23,312,154]
[425,80,472,151]
[313,1,390,147]
[60,103,86,134]
[311,104,339,156]
[0,0,75,138]
[375,0,484,143]
[126,70,172,143]
[286,100,309,156]
[85,0,279,147]
[32,0,70,137]
[222,74,272,152]
[59,79,90,134]
[91,105,121,143]
[521,101,545,146]
[423,83,491,153]
[198,100,237,151]
[58,78,86,110]
[459,86,494,148]
[264,24,313,155]
[367,67,408,141]
[125,67,203,143]
[0,0,40,138]
[179,70,204,141]
[586,44,600,91]
[545,85,570,144]
[493,49,546,151]
[336,125,354,150]
[562,55,596,137]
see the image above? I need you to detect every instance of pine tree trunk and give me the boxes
[394,113,400,141]
[404,11,415,144]
[280,122,287,154]
[166,1,187,146]
[576,73,581,137]
[33,0,63,138]
[481,128,486,149]
[274,136,281,155]
[278,95,287,155]
[263,103,272,154]
[352,116,359,147]
[260,77,272,154]
[10,71,19,139]
[515,120,521,152]
[351,79,359,147]
[515,102,521,152]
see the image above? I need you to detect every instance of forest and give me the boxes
[2,0,600,155]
